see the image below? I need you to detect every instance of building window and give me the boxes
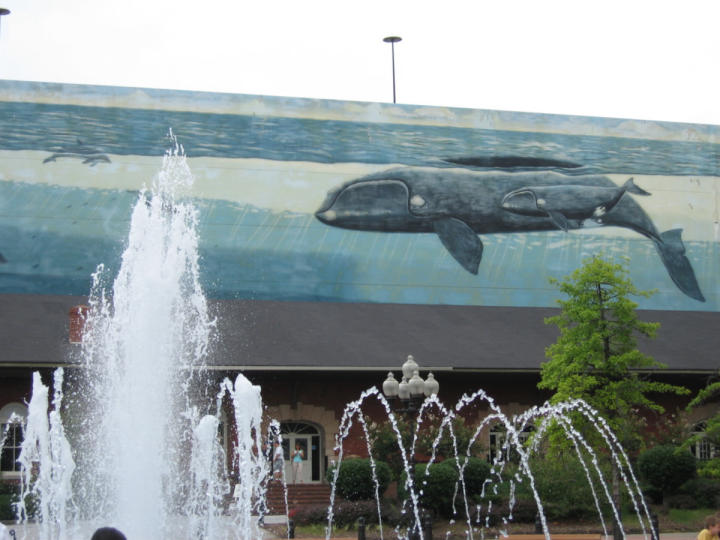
[489,423,534,463]
[690,422,718,461]
[1,403,27,476]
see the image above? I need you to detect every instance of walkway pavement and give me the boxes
[263,533,699,540]
[2,521,700,539]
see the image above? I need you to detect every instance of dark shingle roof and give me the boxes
[1,293,717,372]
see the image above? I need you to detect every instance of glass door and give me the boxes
[284,435,311,483]
[280,421,321,483]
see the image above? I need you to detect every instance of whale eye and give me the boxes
[410,194,426,208]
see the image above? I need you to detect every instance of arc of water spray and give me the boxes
[330,386,655,540]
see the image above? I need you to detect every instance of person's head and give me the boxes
[91,527,126,540]
[705,515,720,534]
[295,443,300,450]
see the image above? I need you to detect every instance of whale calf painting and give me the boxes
[315,164,705,301]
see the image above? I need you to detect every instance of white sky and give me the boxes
[1,0,720,126]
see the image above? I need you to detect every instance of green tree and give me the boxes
[682,371,720,478]
[540,256,687,442]
[538,256,689,529]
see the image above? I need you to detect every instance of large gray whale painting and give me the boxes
[315,161,705,302]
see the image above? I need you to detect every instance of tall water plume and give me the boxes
[75,133,216,537]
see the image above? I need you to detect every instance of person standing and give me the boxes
[697,515,720,540]
[291,442,304,484]
[272,440,284,481]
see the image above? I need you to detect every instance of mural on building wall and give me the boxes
[315,165,704,301]
[0,80,718,311]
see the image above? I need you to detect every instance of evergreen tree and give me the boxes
[539,256,688,537]
[540,255,687,443]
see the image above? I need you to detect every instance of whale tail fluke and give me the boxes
[653,229,705,302]
[624,177,651,196]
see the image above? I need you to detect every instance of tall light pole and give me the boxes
[383,36,402,104]
[0,8,9,38]
[382,354,439,540]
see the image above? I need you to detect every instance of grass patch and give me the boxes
[666,508,714,530]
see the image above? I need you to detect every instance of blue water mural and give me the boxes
[0,80,718,311]
[1,100,719,176]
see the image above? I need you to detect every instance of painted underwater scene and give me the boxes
[0,80,718,310]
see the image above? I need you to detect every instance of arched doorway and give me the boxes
[280,421,323,484]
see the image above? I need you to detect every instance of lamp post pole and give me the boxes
[0,8,10,38]
[383,36,402,104]
[382,355,439,540]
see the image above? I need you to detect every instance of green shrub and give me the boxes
[637,445,697,504]
[331,499,385,527]
[326,458,392,501]
[293,500,397,528]
[674,477,720,509]
[399,461,460,518]
[0,481,19,521]
[0,493,15,521]
[291,503,329,526]
[697,458,720,479]
[664,494,697,509]
[396,458,492,520]
[515,454,608,520]
[484,498,538,524]
[457,457,491,496]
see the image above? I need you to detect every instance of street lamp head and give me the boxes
[402,354,419,380]
[398,376,410,400]
[382,371,399,398]
[409,369,425,397]
[424,372,439,397]
[383,36,402,44]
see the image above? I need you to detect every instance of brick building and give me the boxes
[1,80,719,484]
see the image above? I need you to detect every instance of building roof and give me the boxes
[1,293,717,373]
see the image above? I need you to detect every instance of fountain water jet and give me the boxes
[74,133,215,538]
[17,134,279,540]
[330,389,657,540]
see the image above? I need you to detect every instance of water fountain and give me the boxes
[12,136,657,540]
[16,134,273,540]
[330,387,657,540]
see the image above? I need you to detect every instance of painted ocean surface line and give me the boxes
[0,80,719,310]
[1,99,720,177]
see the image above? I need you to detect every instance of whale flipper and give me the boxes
[433,217,483,274]
[653,229,705,302]
[547,210,570,232]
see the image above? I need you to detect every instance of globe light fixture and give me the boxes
[382,371,399,397]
